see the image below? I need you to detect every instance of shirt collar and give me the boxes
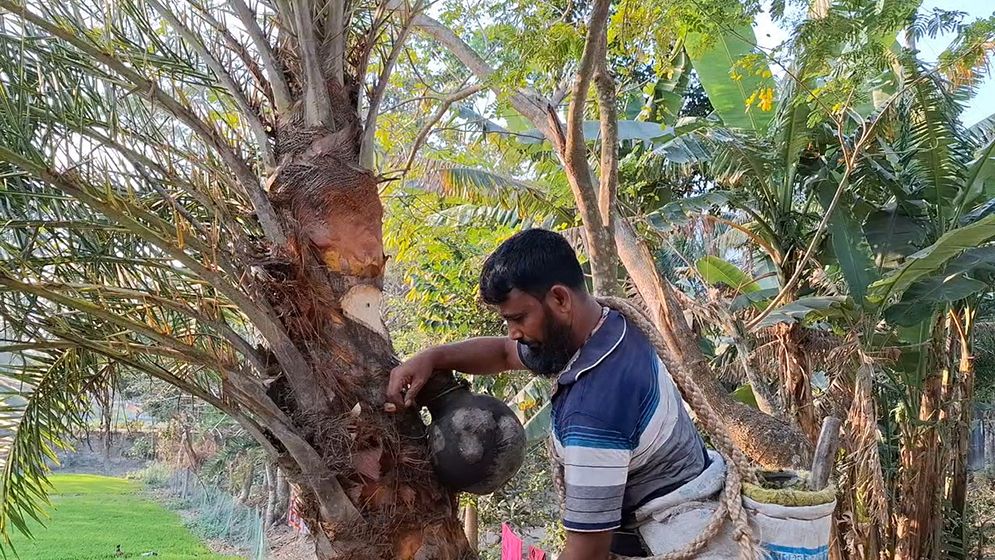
[556,309,627,386]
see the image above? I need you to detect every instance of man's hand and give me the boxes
[384,338,524,412]
[386,351,437,411]
[559,530,613,560]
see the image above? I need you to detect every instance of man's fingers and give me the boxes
[405,377,427,408]
[386,368,409,410]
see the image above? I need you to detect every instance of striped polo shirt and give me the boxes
[519,309,707,533]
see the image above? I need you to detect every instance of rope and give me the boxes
[597,297,759,560]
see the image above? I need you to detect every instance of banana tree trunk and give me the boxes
[774,323,819,442]
[947,307,975,558]
[894,370,944,560]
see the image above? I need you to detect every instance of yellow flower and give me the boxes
[758,87,774,112]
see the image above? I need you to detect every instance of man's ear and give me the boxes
[547,285,573,314]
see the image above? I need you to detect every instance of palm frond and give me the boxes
[415,166,574,227]
[895,68,973,228]
[0,345,112,544]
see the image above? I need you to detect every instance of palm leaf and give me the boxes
[817,184,879,303]
[517,120,675,145]
[0,345,112,545]
[956,131,995,218]
[423,167,573,227]
[901,71,972,226]
[696,256,761,293]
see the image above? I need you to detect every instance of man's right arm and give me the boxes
[385,337,524,410]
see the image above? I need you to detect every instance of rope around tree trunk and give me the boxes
[597,297,759,560]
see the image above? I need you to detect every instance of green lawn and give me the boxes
[7,474,239,560]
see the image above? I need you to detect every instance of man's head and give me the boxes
[479,229,589,377]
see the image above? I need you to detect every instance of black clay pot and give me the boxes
[416,372,527,494]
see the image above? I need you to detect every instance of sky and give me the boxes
[754,0,995,127]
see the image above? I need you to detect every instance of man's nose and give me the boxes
[508,325,523,341]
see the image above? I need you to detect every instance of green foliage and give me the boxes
[870,214,995,304]
[0,346,110,544]
[6,474,236,559]
[686,24,775,132]
[130,464,173,489]
[818,183,879,303]
[696,255,761,293]
[753,297,850,329]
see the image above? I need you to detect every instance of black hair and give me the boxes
[479,228,586,304]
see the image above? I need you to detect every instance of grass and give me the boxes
[6,474,239,560]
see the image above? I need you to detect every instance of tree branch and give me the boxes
[150,0,275,168]
[594,46,618,229]
[561,0,620,295]
[403,8,552,135]
[361,12,417,168]
[0,0,286,245]
[192,1,277,113]
[613,218,811,467]
[0,275,239,373]
[230,0,292,113]
[401,83,485,174]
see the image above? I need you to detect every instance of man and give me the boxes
[386,228,708,559]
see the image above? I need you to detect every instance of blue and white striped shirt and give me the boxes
[519,309,707,532]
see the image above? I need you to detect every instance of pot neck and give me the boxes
[415,371,471,416]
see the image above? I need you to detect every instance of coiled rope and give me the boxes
[596,297,759,560]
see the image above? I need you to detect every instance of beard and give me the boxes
[522,309,576,378]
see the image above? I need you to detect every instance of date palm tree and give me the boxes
[0,1,473,557]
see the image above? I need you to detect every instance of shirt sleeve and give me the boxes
[558,412,633,532]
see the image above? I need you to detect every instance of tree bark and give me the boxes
[100,384,113,461]
[272,467,291,525]
[774,323,819,442]
[555,0,620,295]
[894,370,943,560]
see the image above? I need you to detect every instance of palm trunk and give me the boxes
[255,75,470,558]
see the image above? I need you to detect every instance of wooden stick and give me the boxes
[809,416,842,490]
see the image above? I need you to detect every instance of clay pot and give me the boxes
[416,372,526,494]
